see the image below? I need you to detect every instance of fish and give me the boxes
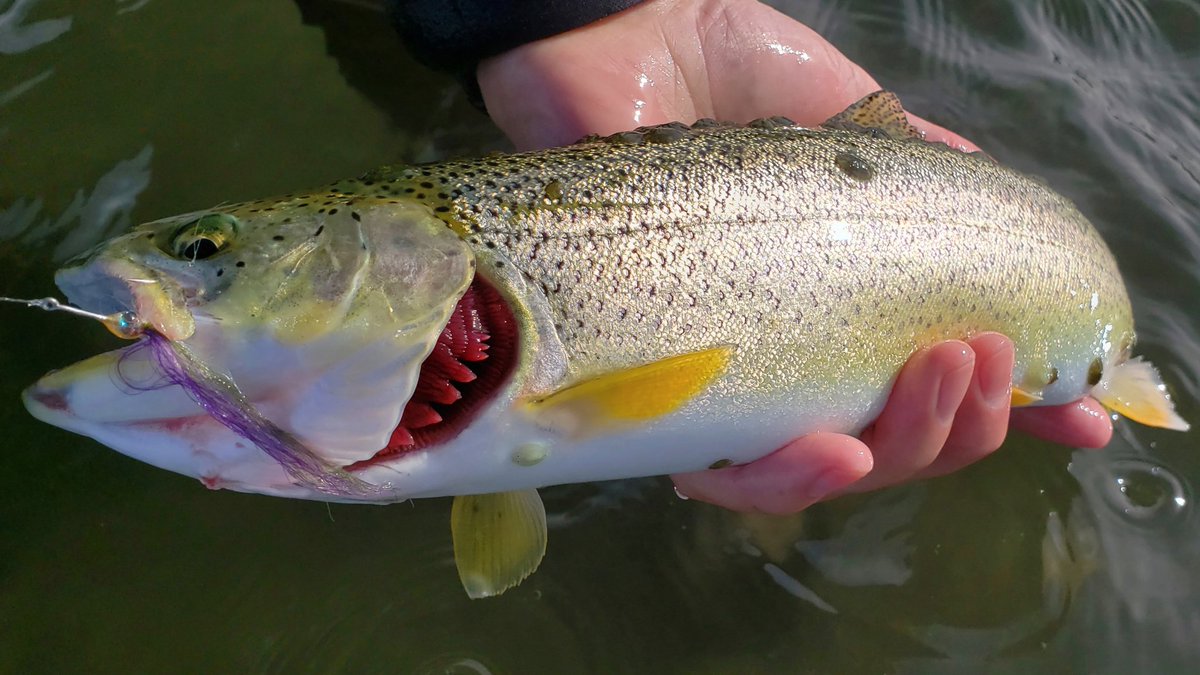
[19,92,1188,598]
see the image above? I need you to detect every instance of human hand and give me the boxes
[476,0,1114,514]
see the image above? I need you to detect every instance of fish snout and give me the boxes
[56,256,195,340]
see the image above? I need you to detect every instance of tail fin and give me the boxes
[1092,357,1190,431]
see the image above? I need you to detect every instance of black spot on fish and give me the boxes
[835,152,875,182]
[216,268,224,277]
[314,225,325,237]
[1047,367,1059,385]
[272,235,284,241]
[235,261,245,268]
[1087,359,1103,386]
[351,211,361,222]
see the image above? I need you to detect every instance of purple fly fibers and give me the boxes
[135,331,382,498]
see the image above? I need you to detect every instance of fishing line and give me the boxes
[0,296,144,339]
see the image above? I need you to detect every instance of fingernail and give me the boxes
[936,352,975,421]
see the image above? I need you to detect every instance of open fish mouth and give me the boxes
[21,347,301,494]
[21,272,520,493]
[346,275,520,471]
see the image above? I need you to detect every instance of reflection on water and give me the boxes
[2,0,1200,672]
[115,0,152,16]
[795,488,920,587]
[762,563,838,613]
[0,66,49,112]
[0,144,153,261]
[0,0,70,55]
[0,0,68,141]
[1062,451,1200,672]
[1041,505,1097,613]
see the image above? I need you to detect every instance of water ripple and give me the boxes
[0,0,70,55]
[0,144,153,261]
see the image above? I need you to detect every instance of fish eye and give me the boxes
[170,214,239,261]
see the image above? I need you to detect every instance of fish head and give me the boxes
[24,195,490,498]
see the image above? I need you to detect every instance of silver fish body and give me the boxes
[23,98,1183,504]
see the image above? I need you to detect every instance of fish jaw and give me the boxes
[19,323,446,499]
[22,262,487,500]
[21,347,316,497]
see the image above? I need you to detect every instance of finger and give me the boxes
[918,333,1014,479]
[479,0,984,153]
[1011,397,1113,448]
[670,433,873,515]
[849,341,975,493]
[706,1,981,151]
[907,117,980,153]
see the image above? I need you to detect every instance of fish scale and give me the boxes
[336,123,1129,412]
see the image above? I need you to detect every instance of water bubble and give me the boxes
[1102,458,1190,526]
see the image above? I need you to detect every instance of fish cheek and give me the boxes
[237,203,474,342]
[354,201,476,326]
[243,234,369,342]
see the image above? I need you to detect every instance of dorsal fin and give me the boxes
[822,91,921,140]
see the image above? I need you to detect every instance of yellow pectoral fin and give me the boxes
[451,489,547,599]
[1011,385,1045,407]
[522,346,732,438]
[1093,357,1190,431]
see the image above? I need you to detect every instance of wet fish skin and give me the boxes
[24,96,1183,506]
[367,121,1130,421]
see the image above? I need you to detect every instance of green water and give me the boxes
[3,1,1199,673]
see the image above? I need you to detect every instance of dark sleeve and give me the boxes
[386,0,646,75]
